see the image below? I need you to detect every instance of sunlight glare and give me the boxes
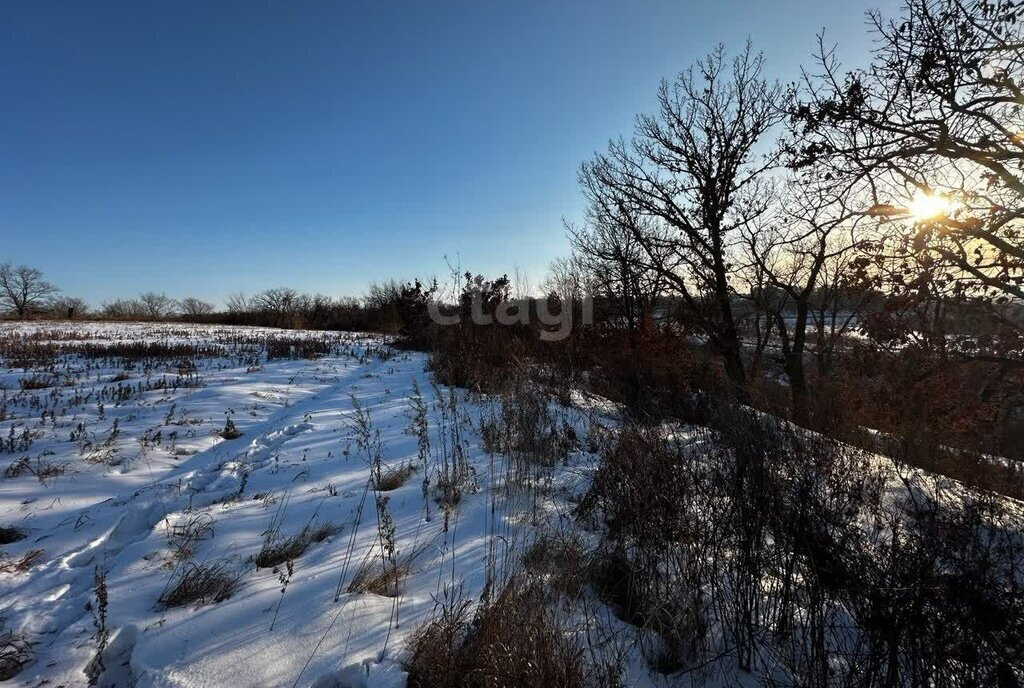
[908,191,953,222]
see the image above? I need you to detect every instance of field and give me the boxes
[0,322,604,687]
[2,322,1022,688]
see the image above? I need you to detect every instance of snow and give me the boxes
[0,322,598,687]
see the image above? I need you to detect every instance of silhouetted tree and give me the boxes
[49,296,91,320]
[179,297,215,318]
[581,43,784,403]
[794,0,1024,304]
[137,292,178,320]
[0,262,59,318]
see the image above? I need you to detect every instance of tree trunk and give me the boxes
[714,253,750,405]
[777,304,811,427]
[720,334,751,405]
[788,361,810,427]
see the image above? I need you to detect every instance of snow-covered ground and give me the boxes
[0,323,606,688]
[5,322,1019,688]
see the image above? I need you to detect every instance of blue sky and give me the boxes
[1,0,900,306]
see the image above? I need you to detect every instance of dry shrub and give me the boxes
[265,337,333,360]
[587,545,706,674]
[426,326,517,394]
[579,398,1024,683]
[480,383,578,470]
[573,326,702,420]
[828,343,1024,496]
[2,458,29,479]
[31,458,72,483]
[157,559,242,609]
[577,425,695,545]
[406,577,585,688]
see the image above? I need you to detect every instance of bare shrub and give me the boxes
[19,375,54,390]
[2,457,29,479]
[266,337,333,360]
[482,382,579,469]
[576,391,1024,684]
[32,457,71,484]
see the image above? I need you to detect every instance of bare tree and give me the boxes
[580,43,784,403]
[101,298,144,320]
[794,0,1024,303]
[742,173,866,424]
[254,287,302,314]
[543,255,590,304]
[363,280,404,311]
[137,292,178,320]
[569,204,670,334]
[49,296,91,320]
[179,297,215,318]
[0,262,59,318]
[569,202,673,411]
[253,287,308,327]
[363,280,405,334]
[225,292,251,313]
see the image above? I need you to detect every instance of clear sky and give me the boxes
[1,0,900,307]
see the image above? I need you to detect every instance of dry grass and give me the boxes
[166,514,214,561]
[0,549,44,574]
[0,628,33,681]
[522,533,589,598]
[18,375,54,390]
[374,462,417,491]
[157,560,243,609]
[405,576,585,688]
[347,543,426,597]
[254,521,338,569]
[6,457,73,483]
[0,525,25,546]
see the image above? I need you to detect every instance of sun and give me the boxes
[907,191,954,222]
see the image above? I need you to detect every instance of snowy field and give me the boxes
[0,322,606,688]
[3,322,1020,688]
